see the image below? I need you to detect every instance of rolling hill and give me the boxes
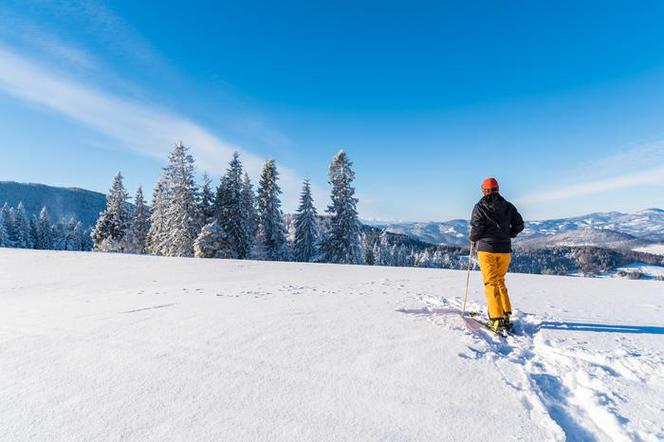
[0,181,106,226]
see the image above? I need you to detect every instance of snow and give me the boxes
[617,263,664,278]
[1,249,663,440]
[634,244,664,256]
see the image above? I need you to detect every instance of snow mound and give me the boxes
[0,249,662,440]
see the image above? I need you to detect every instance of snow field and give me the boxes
[633,244,664,256]
[0,248,662,441]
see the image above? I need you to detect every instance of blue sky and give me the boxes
[1,0,664,221]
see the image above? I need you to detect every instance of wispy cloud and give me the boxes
[0,0,174,78]
[0,44,319,209]
[578,140,664,179]
[517,140,664,205]
[518,165,664,204]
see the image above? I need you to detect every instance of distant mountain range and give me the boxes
[373,208,664,252]
[0,181,106,227]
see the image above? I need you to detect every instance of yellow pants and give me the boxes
[477,251,512,319]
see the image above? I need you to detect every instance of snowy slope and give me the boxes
[633,244,664,256]
[521,208,664,243]
[384,219,469,246]
[0,249,662,441]
[516,227,647,250]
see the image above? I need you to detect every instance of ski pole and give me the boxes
[462,241,474,316]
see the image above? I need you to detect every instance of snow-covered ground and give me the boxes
[634,244,664,256]
[1,249,662,441]
[617,263,664,279]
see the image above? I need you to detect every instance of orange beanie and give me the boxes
[481,177,499,191]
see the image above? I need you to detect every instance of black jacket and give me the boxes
[469,193,524,253]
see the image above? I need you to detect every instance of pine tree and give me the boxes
[92,172,130,252]
[152,141,201,257]
[363,235,375,265]
[34,207,53,250]
[7,207,19,246]
[321,150,364,264]
[372,242,383,266]
[52,219,66,250]
[0,213,6,247]
[389,244,399,266]
[256,159,288,260]
[146,178,167,254]
[1,203,14,247]
[13,202,30,248]
[193,220,228,258]
[80,226,93,251]
[241,172,258,252]
[199,172,215,223]
[293,179,319,262]
[127,186,151,254]
[217,152,251,258]
[28,216,39,249]
[64,218,79,251]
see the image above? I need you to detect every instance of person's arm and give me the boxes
[510,204,524,238]
[469,204,484,242]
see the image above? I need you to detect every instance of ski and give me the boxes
[461,314,509,338]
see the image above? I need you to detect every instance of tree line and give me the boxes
[0,202,91,251]
[91,142,365,264]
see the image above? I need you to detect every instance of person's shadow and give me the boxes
[540,321,664,335]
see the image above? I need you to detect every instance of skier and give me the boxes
[469,177,524,333]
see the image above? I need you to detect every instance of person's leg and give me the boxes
[496,253,512,315]
[478,251,504,319]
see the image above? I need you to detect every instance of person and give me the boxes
[469,177,524,332]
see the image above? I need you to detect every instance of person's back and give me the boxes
[470,192,523,253]
[469,177,524,332]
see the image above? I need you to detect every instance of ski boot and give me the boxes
[488,318,506,334]
[503,313,513,332]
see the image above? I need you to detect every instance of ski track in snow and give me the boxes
[400,296,664,442]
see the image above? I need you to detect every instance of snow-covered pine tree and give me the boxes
[362,235,375,265]
[293,179,319,262]
[199,172,215,223]
[1,203,14,247]
[34,207,53,250]
[80,226,93,251]
[28,216,39,249]
[153,142,201,257]
[64,218,79,251]
[218,152,253,258]
[389,244,399,266]
[91,172,130,252]
[0,211,6,247]
[372,242,383,266]
[320,150,364,264]
[194,153,252,259]
[193,220,227,258]
[241,172,258,251]
[416,249,433,268]
[146,178,167,254]
[127,186,150,254]
[256,159,288,261]
[7,207,19,246]
[13,202,30,248]
[52,220,66,250]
